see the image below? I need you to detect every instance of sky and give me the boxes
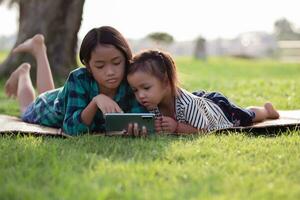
[0,0,299,41]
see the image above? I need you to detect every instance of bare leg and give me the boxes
[5,63,35,114]
[13,34,55,94]
[248,102,280,123]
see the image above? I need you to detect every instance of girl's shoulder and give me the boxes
[176,88,199,104]
[69,67,90,79]
[176,88,214,107]
[60,67,98,97]
[66,67,96,86]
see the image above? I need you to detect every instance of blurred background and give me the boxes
[0,0,299,78]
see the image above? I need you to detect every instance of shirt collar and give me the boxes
[96,79,128,103]
[113,80,128,103]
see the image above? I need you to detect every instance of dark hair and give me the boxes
[128,50,179,96]
[79,26,132,71]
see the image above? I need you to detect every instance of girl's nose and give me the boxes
[138,92,146,100]
[106,65,115,75]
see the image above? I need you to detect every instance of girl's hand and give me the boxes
[154,116,163,133]
[93,94,123,114]
[160,116,178,133]
[124,123,147,137]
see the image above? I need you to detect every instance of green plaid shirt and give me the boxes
[31,67,147,135]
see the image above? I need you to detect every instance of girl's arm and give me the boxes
[159,116,205,134]
[175,122,205,135]
[80,98,98,126]
[81,94,123,126]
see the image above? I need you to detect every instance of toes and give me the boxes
[264,102,280,119]
[33,34,45,43]
[12,34,45,55]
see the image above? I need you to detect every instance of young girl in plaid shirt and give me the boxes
[5,26,146,135]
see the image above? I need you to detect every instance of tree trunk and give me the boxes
[0,0,85,79]
[194,37,207,60]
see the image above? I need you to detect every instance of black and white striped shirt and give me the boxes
[150,89,233,132]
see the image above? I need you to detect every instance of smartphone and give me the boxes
[104,113,155,134]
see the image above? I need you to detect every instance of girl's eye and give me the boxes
[113,62,121,65]
[96,66,104,69]
[112,58,122,65]
[144,86,150,90]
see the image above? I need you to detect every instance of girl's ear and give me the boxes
[85,63,92,73]
[162,73,170,86]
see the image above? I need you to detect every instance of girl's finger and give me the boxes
[155,126,162,132]
[141,126,147,137]
[110,104,119,113]
[155,120,162,127]
[113,103,123,113]
[155,120,161,125]
[122,129,127,136]
[156,116,163,121]
[127,123,133,136]
[155,124,162,131]
[116,107,123,113]
[161,122,170,127]
[101,108,107,114]
[133,123,139,137]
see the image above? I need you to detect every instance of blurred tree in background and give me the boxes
[147,32,174,45]
[274,18,300,40]
[0,0,85,79]
[194,36,206,60]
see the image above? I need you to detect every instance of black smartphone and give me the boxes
[104,113,155,135]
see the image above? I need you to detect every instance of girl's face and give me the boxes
[127,71,169,110]
[88,44,125,93]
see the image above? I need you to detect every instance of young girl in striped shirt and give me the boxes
[127,50,280,134]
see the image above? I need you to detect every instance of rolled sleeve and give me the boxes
[63,109,90,135]
[185,100,209,130]
[62,72,92,135]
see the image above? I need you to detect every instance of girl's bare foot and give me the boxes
[264,102,280,119]
[13,34,45,56]
[5,63,31,98]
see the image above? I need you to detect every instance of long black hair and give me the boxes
[79,26,132,72]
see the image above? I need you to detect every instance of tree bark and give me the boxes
[0,0,85,79]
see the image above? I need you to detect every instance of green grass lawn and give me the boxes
[0,56,300,200]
